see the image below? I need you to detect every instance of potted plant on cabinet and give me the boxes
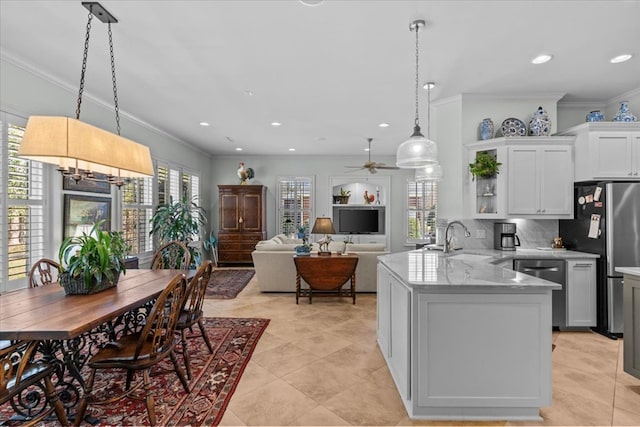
[58,221,129,295]
[469,151,502,181]
[149,196,207,268]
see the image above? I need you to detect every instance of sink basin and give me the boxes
[446,253,493,262]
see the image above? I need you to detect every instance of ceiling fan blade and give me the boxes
[345,166,365,168]
[376,165,401,170]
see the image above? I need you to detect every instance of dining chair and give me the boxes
[74,274,190,427]
[150,241,191,270]
[176,260,214,379]
[1,340,69,426]
[28,258,60,288]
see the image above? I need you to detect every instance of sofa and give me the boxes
[251,234,389,292]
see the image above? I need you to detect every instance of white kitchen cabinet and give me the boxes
[558,122,640,181]
[507,145,573,217]
[566,259,597,327]
[466,137,575,219]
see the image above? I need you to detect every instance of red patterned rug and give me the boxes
[205,269,255,299]
[0,317,269,426]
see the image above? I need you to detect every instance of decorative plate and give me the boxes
[500,118,527,137]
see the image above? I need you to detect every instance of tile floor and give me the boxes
[204,272,640,426]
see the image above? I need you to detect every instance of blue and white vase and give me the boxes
[529,106,551,136]
[586,110,605,122]
[612,102,638,122]
[479,118,494,140]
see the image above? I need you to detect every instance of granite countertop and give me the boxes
[378,248,599,290]
[615,267,640,276]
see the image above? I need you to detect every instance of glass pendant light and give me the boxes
[396,19,438,168]
[414,82,443,180]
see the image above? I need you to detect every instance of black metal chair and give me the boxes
[74,274,190,426]
[0,340,69,426]
[176,260,214,379]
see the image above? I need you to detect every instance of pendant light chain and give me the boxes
[414,24,420,128]
[108,22,121,136]
[75,11,93,120]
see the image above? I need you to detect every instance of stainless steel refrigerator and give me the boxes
[559,181,640,338]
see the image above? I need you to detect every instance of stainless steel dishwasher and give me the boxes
[513,259,566,329]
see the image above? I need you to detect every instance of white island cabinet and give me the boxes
[615,267,640,380]
[377,250,560,421]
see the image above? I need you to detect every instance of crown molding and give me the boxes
[1,49,211,158]
[460,92,567,102]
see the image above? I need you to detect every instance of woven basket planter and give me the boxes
[60,270,121,295]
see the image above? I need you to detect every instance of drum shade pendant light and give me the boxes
[396,20,438,168]
[18,2,153,187]
[415,82,443,181]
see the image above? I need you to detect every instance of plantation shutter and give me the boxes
[406,180,438,243]
[277,177,313,236]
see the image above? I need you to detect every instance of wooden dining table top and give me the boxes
[0,269,186,341]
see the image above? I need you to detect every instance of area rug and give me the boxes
[205,269,255,299]
[0,317,269,426]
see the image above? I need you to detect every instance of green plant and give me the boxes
[58,221,129,290]
[469,151,502,180]
[340,187,351,197]
[149,196,206,267]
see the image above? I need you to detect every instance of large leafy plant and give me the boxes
[149,196,207,267]
[58,221,129,290]
[469,151,502,180]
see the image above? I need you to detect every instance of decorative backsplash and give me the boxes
[450,219,558,250]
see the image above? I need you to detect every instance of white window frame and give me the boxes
[276,176,314,237]
[405,179,438,245]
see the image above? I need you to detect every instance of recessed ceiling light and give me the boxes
[422,82,435,90]
[199,122,210,126]
[379,123,390,128]
[244,90,254,96]
[531,54,553,64]
[235,147,243,151]
[610,54,632,63]
[271,122,282,127]
[288,148,296,152]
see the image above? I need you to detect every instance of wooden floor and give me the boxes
[203,273,640,426]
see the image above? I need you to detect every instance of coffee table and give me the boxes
[294,254,358,304]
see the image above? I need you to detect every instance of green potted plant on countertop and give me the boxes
[149,196,207,268]
[469,151,502,181]
[58,221,129,295]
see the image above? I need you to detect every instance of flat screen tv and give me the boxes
[333,206,385,235]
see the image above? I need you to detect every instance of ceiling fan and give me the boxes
[345,138,400,174]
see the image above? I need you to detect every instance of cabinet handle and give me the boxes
[239,217,243,224]
[574,263,592,267]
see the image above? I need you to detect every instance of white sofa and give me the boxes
[251,234,389,292]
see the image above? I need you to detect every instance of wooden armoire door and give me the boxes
[218,185,267,265]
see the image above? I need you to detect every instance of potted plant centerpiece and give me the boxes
[58,221,129,295]
[295,224,312,255]
[149,196,206,268]
[332,187,351,205]
[469,151,501,181]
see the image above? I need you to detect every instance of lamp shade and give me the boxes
[415,163,443,181]
[311,217,335,235]
[396,132,439,168]
[18,116,154,178]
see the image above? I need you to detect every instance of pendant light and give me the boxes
[415,82,443,180]
[18,2,153,187]
[396,19,438,168]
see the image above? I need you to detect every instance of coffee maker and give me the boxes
[494,222,520,251]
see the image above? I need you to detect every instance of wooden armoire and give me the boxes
[217,185,267,265]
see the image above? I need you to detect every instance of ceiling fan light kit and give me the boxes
[396,19,440,169]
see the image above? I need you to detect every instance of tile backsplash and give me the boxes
[446,219,559,250]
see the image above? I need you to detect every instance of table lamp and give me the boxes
[311,217,335,256]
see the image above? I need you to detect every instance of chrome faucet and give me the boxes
[443,221,471,254]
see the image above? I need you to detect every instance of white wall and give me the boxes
[1,57,213,258]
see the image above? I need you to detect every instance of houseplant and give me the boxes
[58,221,129,295]
[149,196,206,267]
[333,187,351,204]
[469,151,501,180]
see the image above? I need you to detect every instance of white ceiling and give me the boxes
[1,0,639,157]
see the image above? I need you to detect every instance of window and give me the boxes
[406,180,438,243]
[277,176,313,236]
[121,176,153,256]
[0,112,45,291]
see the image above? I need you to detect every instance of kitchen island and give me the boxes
[377,249,562,421]
[615,267,640,380]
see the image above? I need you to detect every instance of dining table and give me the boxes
[0,269,187,420]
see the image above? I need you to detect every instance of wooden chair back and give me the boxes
[135,274,187,360]
[28,258,60,288]
[182,260,213,326]
[150,241,191,270]
[0,340,69,425]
